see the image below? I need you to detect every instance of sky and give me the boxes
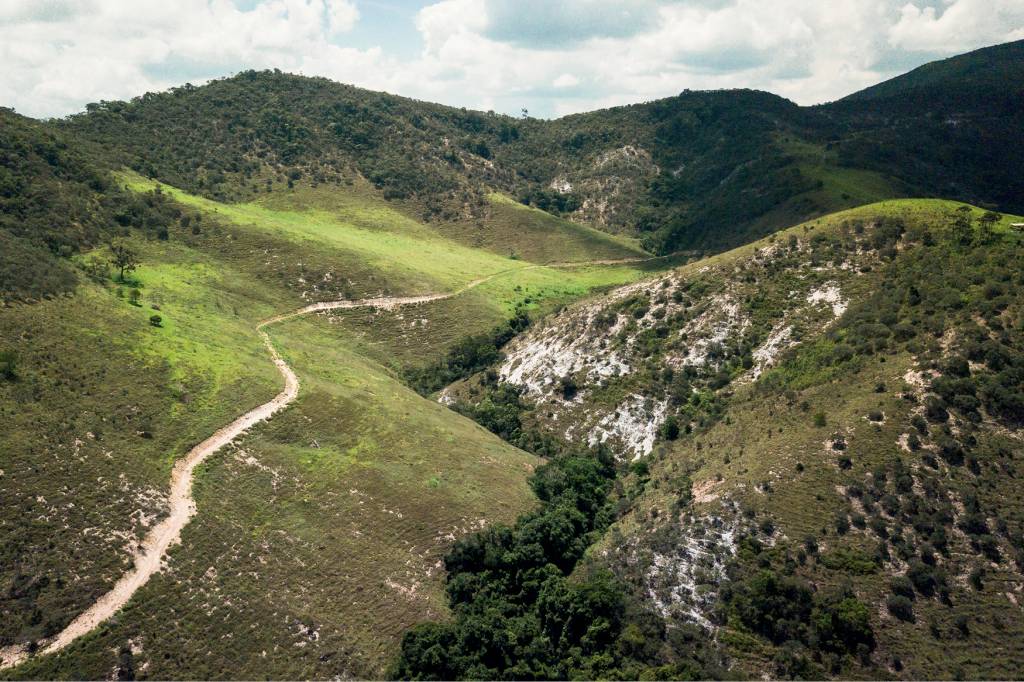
[1,0,1022,120]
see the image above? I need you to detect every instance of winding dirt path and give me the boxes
[0,254,675,670]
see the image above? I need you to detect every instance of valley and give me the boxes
[1,38,1023,680]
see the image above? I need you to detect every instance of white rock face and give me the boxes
[671,294,749,367]
[498,276,686,458]
[500,277,679,400]
[806,282,847,318]
[749,323,793,380]
[500,329,631,397]
[549,176,573,193]
[644,514,738,629]
[587,395,668,460]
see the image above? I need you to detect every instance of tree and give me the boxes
[115,645,135,681]
[950,206,973,246]
[977,211,1001,243]
[109,241,139,281]
[128,289,142,306]
[661,415,680,440]
[887,595,914,622]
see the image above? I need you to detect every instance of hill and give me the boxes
[52,40,1024,257]
[0,116,664,677]
[435,200,1024,678]
[1,38,1023,681]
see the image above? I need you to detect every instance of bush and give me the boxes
[890,575,915,599]
[0,350,16,381]
[924,396,949,422]
[149,314,163,327]
[661,415,680,441]
[906,560,937,597]
[887,595,914,622]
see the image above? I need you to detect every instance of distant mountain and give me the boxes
[49,40,1023,257]
[838,39,1024,103]
[819,40,1024,223]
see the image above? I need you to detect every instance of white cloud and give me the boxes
[0,0,1020,120]
[553,73,580,88]
[888,0,1024,52]
[326,0,359,36]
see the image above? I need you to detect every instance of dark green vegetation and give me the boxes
[405,309,530,396]
[0,109,190,302]
[393,433,721,679]
[55,40,1024,258]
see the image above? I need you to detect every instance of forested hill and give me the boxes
[39,39,1024,256]
[817,40,1024,219]
[0,108,184,303]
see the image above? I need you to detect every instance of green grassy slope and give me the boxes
[0,240,284,649]
[435,193,646,263]
[1,159,674,677]
[8,316,540,679]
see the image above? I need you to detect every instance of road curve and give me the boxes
[0,255,674,670]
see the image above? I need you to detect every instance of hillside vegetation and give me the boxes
[438,200,1024,678]
[0,123,664,677]
[57,40,1024,256]
[1,38,1023,681]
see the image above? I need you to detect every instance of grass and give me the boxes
[122,172,530,296]
[9,314,540,680]
[436,193,647,263]
[0,244,283,649]
[1,173,678,677]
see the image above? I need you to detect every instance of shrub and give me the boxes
[149,314,163,327]
[924,396,949,422]
[0,350,16,381]
[890,576,915,599]
[969,566,985,590]
[559,375,578,400]
[661,415,680,441]
[906,560,936,597]
[887,595,914,622]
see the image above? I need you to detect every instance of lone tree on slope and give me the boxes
[109,241,139,282]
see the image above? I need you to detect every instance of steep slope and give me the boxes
[54,41,1024,257]
[0,108,179,302]
[442,200,1024,678]
[819,41,1024,220]
[0,144,666,676]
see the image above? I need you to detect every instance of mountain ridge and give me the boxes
[40,39,1023,258]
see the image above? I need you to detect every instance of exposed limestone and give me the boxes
[587,395,668,460]
[806,282,847,318]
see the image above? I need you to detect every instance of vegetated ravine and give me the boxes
[0,256,657,671]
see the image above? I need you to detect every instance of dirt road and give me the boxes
[0,255,676,670]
